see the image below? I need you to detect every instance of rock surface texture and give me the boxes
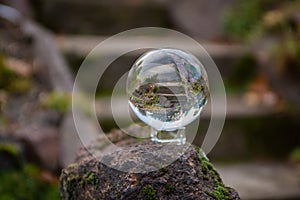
[60,128,240,200]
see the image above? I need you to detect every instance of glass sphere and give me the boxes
[127,48,209,132]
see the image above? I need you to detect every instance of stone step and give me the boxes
[56,35,250,95]
[215,162,300,200]
[34,0,237,40]
[56,35,248,58]
[37,0,171,35]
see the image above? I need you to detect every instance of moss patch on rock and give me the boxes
[0,54,32,93]
[41,91,70,114]
[0,142,18,156]
[205,186,232,200]
[83,171,97,185]
[159,167,169,175]
[162,183,173,195]
[196,146,235,200]
[142,185,156,200]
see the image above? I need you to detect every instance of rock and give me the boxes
[1,0,32,17]
[60,128,240,200]
[58,110,85,168]
[15,123,58,171]
[4,57,33,77]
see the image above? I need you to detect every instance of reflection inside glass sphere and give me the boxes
[127,48,209,144]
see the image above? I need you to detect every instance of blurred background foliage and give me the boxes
[223,0,300,78]
[0,164,60,200]
[0,142,60,200]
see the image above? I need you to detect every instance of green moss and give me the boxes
[200,157,222,184]
[0,54,32,93]
[271,32,300,77]
[0,164,60,200]
[195,146,212,177]
[68,163,77,169]
[201,162,208,175]
[201,158,222,184]
[7,78,32,93]
[205,186,233,200]
[195,146,233,199]
[0,55,16,89]
[159,167,168,175]
[0,116,8,128]
[67,173,80,184]
[163,183,172,195]
[142,185,156,200]
[205,184,233,200]
[0,142,18,156]
[222,0,265,40]
[290,146,300,162]
[156,131,177,140]
[41,91,70,114]
[192,82,203,95]
[84,171,97,185]
[65,173,81,198]
[79,180,84,186]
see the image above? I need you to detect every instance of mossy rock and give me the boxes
[60,127,240,200]
[0,141,60,199]
[0,164,60,200]
[0,54,32,93]
[41,91,70,114]
[0,142,22,170]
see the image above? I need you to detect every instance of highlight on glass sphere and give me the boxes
[127,48,209,144]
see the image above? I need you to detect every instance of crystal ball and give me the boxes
[127,48,209,131]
